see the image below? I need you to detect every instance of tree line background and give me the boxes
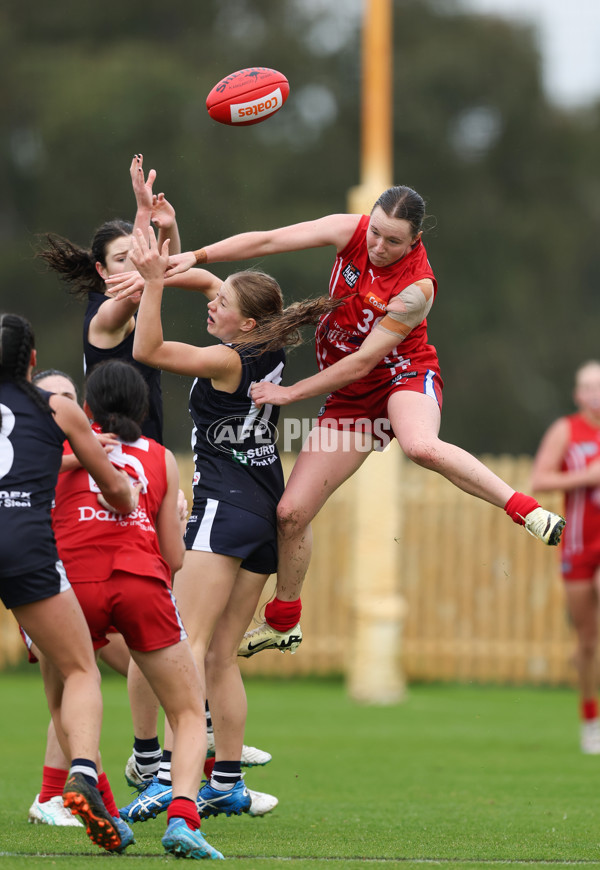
[2,0,600,455]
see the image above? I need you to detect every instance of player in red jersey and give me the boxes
[163,185,566,655]
[48,358,223,860]
[24,369,135,827]
[531,361,600,754]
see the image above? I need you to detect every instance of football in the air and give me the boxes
[206,67,289,127]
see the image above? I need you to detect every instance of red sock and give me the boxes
[204,757,215,779]
[504,492,539,526]
[168,796,201,831]
[97,772,119,818]
[581,699,598,721]
[39,766,68,802]
[264,597,302,631]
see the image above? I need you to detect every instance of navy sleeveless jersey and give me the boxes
[189,346,286,524]
[0,384,65,577]
[83,291,163,443]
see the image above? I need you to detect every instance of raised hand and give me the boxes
[129,227,170,281]
[130,153,156,212]
[151,192,176,230]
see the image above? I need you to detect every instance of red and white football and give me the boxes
[206,67,289,127]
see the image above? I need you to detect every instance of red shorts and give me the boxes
[317,367,443,449]
[72,571,186,652]
[561,549,600,582]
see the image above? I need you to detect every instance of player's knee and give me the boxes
[401,437,440,469]
[276,501,307,538]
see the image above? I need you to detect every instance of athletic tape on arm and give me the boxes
[377,282,433,337]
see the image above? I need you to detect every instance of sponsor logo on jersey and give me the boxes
[0,490,31,507]
[231,444,278,466]
[207,415,280,466]
[77,505,155,531]
[342,262,361,288]
[364,291,386,312]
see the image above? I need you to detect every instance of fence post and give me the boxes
[346,443,407,703]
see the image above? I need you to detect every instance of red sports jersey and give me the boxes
[561,413,600,561]
[52,434,171,585]
[315,214,439,401]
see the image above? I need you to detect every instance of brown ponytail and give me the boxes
[226,270,342,354]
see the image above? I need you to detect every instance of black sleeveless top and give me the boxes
[189,346,286,524]
[83,292,163,443]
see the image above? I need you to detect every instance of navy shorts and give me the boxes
[0,559,71,610]
[184,497,277,575]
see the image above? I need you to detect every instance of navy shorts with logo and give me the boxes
[184,497,277,575]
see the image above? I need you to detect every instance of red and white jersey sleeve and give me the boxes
[52,435,171,585]
[561,413,600,557]
[315,215,440,398]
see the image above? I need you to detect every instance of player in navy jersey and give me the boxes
[163,184,567,655]
[0,314,138,852]
[118,226,337,822]
[37,155,178,442]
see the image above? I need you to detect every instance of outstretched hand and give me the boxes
[128,227,170,282]
[105,270,145,301]
[164,251,196,279]
[130,153,156,211]
[250,381,291,407]
[151,192,176,230]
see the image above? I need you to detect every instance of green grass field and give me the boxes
[1,670,600,869]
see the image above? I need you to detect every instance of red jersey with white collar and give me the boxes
[315,215,439,400]
[561,413,600,558]
[52,433,171,585]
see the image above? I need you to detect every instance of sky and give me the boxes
[459,0,600,108]
[302,0,600,109]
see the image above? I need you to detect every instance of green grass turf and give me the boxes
[1,670,600,869]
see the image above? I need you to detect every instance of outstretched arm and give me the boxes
[105,265,221,302]
[164,213,361,278]
[130,228,239,382]
[251,319,404,407]
[251,277,433,407]
[88,155,157,342]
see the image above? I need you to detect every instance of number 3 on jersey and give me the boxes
[357,308,383,334]
[0,404,16,482]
